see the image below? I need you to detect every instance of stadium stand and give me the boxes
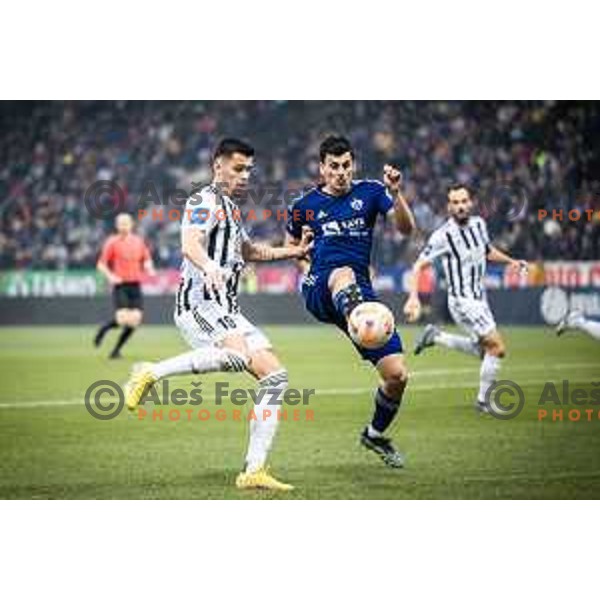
[1,101,599,271]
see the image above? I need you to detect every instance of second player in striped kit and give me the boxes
[404,184,528,413]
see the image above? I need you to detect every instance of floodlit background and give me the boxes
[0,101,599,499]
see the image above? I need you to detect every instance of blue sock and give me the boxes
[333,283,364,318]
[370,388,401,435]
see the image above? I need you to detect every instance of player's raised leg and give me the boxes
[123,335,248,411]
[328,266,407,467]
[414,323,480,357]
[556,310,600,341]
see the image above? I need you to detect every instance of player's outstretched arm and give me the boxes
[384,164,416,235]
[487,244,528,273]
[284,230,312,274]
[403,258,430,322]
[242,227,313,263]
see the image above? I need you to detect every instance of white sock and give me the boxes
[478,354,501,403]
[571,316,600,341]
[367,425,382,438]
[151,347,248,379]
[244,370,288,473]
[435,331,480,357]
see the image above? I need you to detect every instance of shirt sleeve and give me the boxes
[286,199,305,239]
[98,238,114,265]
[417,230,448,263]
[374,182,394,216]
[476,217,491,250]
[239,222,250,244]
[182,188,218,232]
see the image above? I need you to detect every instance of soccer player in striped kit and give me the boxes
[124,139,312,490]
[404,185,528,412]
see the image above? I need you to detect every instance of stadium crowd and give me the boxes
[1,101,599,271]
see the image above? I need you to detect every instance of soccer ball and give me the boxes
[348,302,395,349]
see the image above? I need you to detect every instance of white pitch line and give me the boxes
[301,362,599,377]
[0,369,598,410]
[411,362,598,377]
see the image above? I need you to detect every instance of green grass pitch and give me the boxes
[0,324,599,499]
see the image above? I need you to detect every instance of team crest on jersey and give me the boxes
[351,198,363,211]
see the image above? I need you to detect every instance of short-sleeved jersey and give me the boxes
[418,216,490,300]
[98,233,150,283]
[287,180,393,275]
[179,184,249,313]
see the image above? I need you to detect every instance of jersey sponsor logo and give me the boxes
[322,221,342,236]
[321,217,367,237]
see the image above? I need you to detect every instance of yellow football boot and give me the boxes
[124,362,157,412]
[235,467,294,491]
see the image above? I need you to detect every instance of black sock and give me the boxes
[95,319,118,346]
[111,326,135,356]
[333,283,364,318]
[370,387,401,435]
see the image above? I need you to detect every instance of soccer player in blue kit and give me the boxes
[286,136,416,467]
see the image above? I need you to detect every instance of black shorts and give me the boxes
[113,283,143,310]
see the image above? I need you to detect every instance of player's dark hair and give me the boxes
[447,183,472,198]
[213,138,255,161]
[319,135,354,162]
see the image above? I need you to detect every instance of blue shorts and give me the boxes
[301,268,403,365]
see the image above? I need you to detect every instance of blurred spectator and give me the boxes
[0,101,598,271]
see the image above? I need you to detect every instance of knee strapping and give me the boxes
[333,283,364,318]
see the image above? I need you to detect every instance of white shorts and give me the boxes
[448,296,497,340]
[174,300,272,355]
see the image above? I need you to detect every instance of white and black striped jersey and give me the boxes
[418,216,490,300]
[177,184,248,314]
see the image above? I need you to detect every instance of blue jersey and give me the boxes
[286,180,393,276]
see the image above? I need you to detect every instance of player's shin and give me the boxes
[243,369,288,473]
[478,354,501,405]
[368,387,402,437]
[151,347,248,379]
